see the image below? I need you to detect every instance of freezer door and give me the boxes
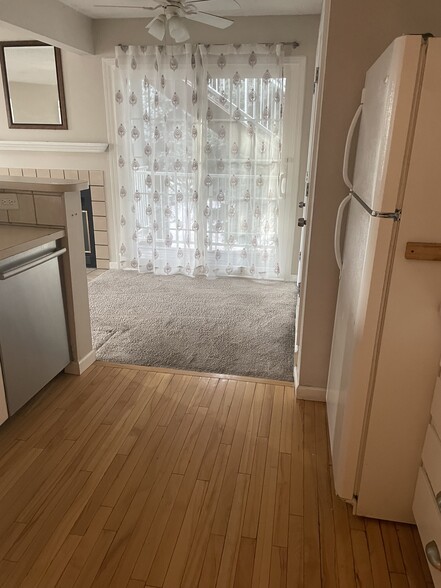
[327,197,395,501]
[352,36,422,213]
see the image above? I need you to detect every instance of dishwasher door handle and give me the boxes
[0,248,67,280]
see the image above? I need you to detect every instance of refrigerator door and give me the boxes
[352,35,423,213]
[327,197,395,501]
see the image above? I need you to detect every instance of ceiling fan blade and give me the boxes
[94,4,158,9]
[186,0,240,6]
[185,11,234,28]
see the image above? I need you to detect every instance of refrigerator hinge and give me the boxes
[350,190,401,221]
[371,209,401,221]
[313,66,319,94]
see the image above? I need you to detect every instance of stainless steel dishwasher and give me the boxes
[0,241,70,416]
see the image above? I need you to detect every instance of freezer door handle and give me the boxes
[0,248,66,280]
[343,103,363,189]
[334,194,352,273]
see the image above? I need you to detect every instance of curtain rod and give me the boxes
[118,41,300,49]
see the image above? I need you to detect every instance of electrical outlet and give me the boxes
[0,193,19,210]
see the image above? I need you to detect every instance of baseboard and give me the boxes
[293,366,326,402]
[65,349,96,375]
[109,261,119,270]
[295,385,326,402]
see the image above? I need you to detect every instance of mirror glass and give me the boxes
[0,43,67,128]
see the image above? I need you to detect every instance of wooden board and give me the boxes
[405,242,441,261]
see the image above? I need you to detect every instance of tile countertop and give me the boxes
[0,225,66,261]
[0,176,88,193]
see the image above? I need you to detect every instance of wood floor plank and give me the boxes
[330,465,357,587]
[302,401,321,588]
[173,406,208,475]
[94,410,197,587]
[365,518,392,588]
[56,506,112,587]
[390,572,411,587]
[351,528,375,588]
[240,383,265,475]
[163,479,208,588]
[381,521,406,574]
[124,472,184,584]
[273,451,291,548]
[289,398,304,516]
[411,525,433,584]
[221,380,242,444]
[258,384,274,437]
[35,533,81,588]
[233,537,256,588]
[212,382,255,537]
[280,386,294,455]
[70,529,115,588]
[242,436,268,539]
[0,364,430,588]
[287,515,303,588]
[198,533,225,588]
[181,444,231,588]
[146,381,229,586]
[315,402,338,587]
[269,546,288,588]
[186,376,211,414]
[252,385,284,588]
[197,379,231,481]
[216,473,250,588]
[5,470,91,587]
[396,523,427,588]
[200,377,222,409]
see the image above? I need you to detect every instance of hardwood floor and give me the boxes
[0,361,433,587]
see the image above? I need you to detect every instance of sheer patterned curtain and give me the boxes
[114,42,290,279]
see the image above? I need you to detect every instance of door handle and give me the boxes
[0,248,66,280]
[334,194,352,273]
[343,102,363,189]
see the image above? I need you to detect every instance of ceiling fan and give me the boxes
[94,0,239,42]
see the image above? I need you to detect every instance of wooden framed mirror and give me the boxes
[0,41,67,129]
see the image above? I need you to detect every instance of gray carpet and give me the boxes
[88,270,296,381]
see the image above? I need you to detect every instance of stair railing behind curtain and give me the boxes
[114,42,292,280]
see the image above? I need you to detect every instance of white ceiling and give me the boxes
[59,0,321,19]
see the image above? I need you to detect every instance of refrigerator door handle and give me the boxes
[343,103,363,189]
[334,194,352,272]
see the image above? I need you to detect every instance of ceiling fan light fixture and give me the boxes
[146,14,166,41]
[168,15,190,43]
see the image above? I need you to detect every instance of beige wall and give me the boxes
[0,0,93,54]
[298,0,441,390]
[93,16,319,56]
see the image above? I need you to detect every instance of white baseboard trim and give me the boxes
[293,366,326,402]
[295,385,326,402]
[65,349,96,375]
[109,261,119,270]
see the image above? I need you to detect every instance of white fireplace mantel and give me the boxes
[0,141,109,153]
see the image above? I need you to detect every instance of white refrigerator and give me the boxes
[327,34,441,522]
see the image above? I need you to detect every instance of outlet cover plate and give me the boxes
[0,193,18,210]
